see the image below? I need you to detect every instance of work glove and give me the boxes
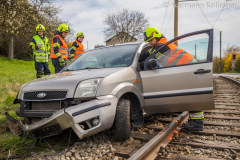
[38,44,43,49]
[58,57,65,67]
[70,54,74,62]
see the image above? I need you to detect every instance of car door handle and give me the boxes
[194,69,211,74]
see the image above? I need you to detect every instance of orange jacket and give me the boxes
[50,35,68,59]
[73,40,84,58]
[156,38,194,66]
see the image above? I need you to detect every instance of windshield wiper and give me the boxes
[64,67,103,72]
[83,67,103,69]
[63,69,75,72]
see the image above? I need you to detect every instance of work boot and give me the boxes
[183,119,204,131]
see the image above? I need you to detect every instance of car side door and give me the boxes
[140,29,215,114]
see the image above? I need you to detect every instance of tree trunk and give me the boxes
[9,34,14,60]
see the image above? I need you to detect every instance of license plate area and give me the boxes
[32,101,61,110]
[31,123,62,138]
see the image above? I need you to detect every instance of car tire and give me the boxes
[114,98,131,141]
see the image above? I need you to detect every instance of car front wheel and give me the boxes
[114,98,131,141]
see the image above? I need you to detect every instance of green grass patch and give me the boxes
[0,57,58,158]
[0,57,55,121]
[0,57,36,123]
[0,131,77,158]
[227,71,240,74]
[0,133,34,157]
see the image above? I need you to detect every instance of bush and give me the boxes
[234,54,240,72]
[223,53,232,72]
[213,56,224,73]
[67,42,73,48]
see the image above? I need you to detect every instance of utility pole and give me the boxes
[174,0,197,45]
[174,0,178,45]
[218,31,222,73]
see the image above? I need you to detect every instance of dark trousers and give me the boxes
[35,61,51,78]
[52,58,66,73]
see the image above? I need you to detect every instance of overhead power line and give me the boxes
[196,0,228,30]
[161,0,171,31]
[213,32,221,40]
[196,0,213,27]
[164,3,174,34]
[212,2,228,27]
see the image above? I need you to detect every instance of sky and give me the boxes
[54,0,240,57]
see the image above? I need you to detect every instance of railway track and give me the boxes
[114,76,240,160]
[26,76,240,160]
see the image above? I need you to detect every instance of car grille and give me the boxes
[23,91,67,101]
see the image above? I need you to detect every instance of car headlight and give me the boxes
[74,78,102,98]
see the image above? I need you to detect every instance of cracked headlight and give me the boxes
[74,78,102,98]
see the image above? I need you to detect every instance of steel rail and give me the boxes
[128,111,189,160]
[220,76,240,86]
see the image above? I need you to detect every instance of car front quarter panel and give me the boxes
[20,96,119,139]
[96,67,144,107]
[110,82,144,109]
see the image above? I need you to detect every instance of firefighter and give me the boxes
[140,26,204,131]
[50,24,70,73]
[70,32,84,61]
[30,24,51,78]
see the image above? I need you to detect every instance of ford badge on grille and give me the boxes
[37,93,47,98]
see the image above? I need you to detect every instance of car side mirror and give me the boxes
[147,59,157,70]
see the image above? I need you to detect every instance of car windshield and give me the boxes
[63,44,139,71]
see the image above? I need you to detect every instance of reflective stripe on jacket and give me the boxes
[189,112,204,120]
[31,35,50,62]
[149,37,195,67]
[73,40,84,58]
[50,35,68,59]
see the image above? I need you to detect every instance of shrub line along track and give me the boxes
[111,76,240,160]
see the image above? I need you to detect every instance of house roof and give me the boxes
[105,32,137,42]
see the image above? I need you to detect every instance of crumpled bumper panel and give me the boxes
[13,96,118,139]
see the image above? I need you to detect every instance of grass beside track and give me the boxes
[0,58,34,122]
[0,57,63,157]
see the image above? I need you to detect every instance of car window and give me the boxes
[155,33,209,68]
[139,45,152,71]
[141,44,152,54]
[63,44,139,71]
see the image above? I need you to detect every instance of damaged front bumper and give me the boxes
[6,96,118,139]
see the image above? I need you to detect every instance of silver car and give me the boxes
[6,29,215,141]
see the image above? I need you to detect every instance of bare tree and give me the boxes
[224,44,240,55]
[0,0,39,59]
[103,8,149,43]
[64,23,76,43]
[30,0,63,39]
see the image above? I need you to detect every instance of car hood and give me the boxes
[20,68,126,98]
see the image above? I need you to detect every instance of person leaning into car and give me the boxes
[139,26,204,131]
